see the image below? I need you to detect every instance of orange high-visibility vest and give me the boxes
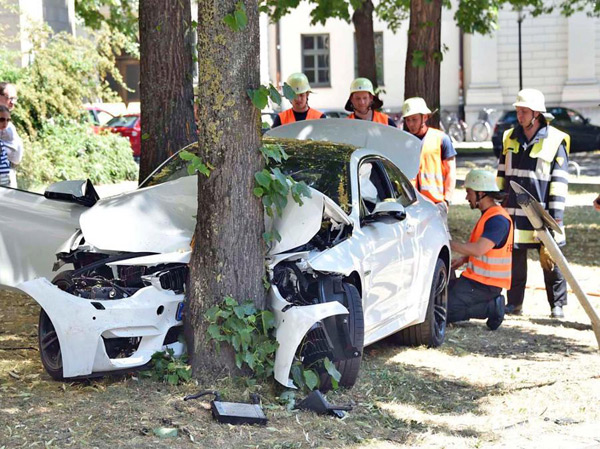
[414,128,446,203]
[278,108,323,125]
[347,110,390,125]
[462,206,514,289]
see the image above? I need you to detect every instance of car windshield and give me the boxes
[140,139,353,213]
[501,111,518,125]
[106,115,138,128]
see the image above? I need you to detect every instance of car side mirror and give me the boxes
[371,200,406,221]
[44,179,99,207]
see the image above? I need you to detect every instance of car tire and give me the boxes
[38,270,75,381]
[394,258,448,348]
[319,282,364,391]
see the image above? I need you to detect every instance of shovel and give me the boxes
[510,181,600,349]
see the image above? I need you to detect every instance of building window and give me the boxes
[354,32,384,87]
[301,34,330,87]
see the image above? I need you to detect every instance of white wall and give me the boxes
[270,2,460,112]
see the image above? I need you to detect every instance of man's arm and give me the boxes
[547,142,569,223]
[451,237,495,258]
[442,157,456,203]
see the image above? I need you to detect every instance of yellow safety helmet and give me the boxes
[464,169,500,192]
[345,77,383,111]
[402,97,432,118]
[349,77,375,95]
[286,73,312,95]
[513,88,546,113]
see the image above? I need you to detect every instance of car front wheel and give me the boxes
[394,258,448,347]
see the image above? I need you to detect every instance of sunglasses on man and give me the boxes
[0,117,11,122]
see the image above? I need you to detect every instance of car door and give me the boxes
[357,158,407,335]
[0,185,85,287]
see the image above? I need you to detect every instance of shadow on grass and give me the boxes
[530,318,593,331]
[443,319,595,359]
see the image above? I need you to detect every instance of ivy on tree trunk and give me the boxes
[404,0,441,128]
[185,0,265,378]
[139,0,198,182]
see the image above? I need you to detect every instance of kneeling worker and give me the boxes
[448,169,513,330]
[272,73,325,128]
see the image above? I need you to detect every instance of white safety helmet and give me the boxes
[513,88,546,113]
[464,169,499,192]
[401,97,432,118]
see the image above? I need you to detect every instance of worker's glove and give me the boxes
[539,244,555,271]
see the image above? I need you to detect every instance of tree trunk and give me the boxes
[352,0,377,88]
[185,0,265,379]
[404,0,442,127]
[139,0,197,183]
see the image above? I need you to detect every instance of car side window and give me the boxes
[549,108,571,126]
[358,159,393,214]
[381,159,417,207]
[567,109,585,126]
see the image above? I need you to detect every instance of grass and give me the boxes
[1,193,599,448]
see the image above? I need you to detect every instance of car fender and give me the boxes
[270,285,348,388]
[18,278,183,378]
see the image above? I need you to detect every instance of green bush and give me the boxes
[17,119,138,191]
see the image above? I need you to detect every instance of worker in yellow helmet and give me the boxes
[272,73,326,128]
[345,78,396,126]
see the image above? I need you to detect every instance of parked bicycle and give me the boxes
[440,110,468,143]
[471,108,497,142]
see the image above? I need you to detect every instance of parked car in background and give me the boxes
[85,106,114,134]
[322,109,350,119]
[105,114,141,159]
[492,107,600,157]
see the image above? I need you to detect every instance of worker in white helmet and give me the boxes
[496,88,570,319]
[448,169,512,331]
[401,97,456,218]
[272,73,325,128]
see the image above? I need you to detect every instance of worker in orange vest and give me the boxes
[448,169,513,330]
[272,73,325,128]
[345,78,396,126]
[402,97,456,216]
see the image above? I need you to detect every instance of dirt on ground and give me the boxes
[2,261,599,449]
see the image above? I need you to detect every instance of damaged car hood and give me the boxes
[267,187,352,255]
[79,176,197,253]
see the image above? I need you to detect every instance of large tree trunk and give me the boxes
[139,0,197,183]
[185,0,265,378]
[404,0,442,127]
[352,0,377,88]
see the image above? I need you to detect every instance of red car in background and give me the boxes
[105,114,141,159]
[86,106,114,134]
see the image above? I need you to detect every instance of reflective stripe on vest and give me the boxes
[278,108,323,125]
[462,205,514,289]
[347,110,390,125]
[415,128,445,203]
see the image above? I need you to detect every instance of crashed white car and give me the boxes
[0,119,450,389]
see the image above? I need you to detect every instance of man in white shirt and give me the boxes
[0,82,23,187]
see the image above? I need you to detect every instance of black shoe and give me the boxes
[486,296,505,330]
[505,304,523,316]
[551,306,564,318]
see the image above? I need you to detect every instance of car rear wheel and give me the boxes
[38,270,74,380]
[395,258,448,347]
[319,282,364,392]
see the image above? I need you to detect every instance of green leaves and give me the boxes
[324,357,342,389]
[179,150,212,177]
[411,50,426,68]
[282,82,297,101]
[204,296,279,380]
[247,83,287,110]
[223,1,248,32]
[141,349,191,385]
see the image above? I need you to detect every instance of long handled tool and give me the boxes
[510,181,600,349]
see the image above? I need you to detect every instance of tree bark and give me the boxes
[352,0,377,88]
[185,0,265,379]
[404,0,442,127]
[139,0,197,183]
